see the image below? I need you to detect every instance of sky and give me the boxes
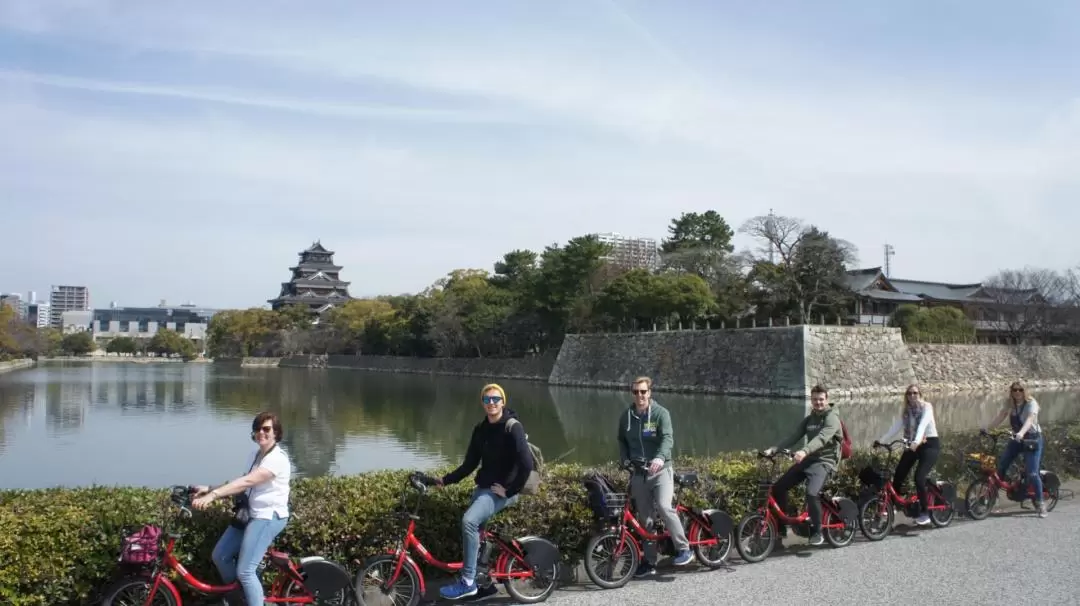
[1,0,1078,309]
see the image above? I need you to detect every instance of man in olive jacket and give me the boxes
[763,383,843,547]
[617,376,694,576]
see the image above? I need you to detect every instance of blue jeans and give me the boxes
[461,488,519,582]
[997,435,1044,505]
[212,513,289,605]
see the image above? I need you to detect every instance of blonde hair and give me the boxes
[902,383,921,414]
[632,376,652,390]
[480,383,506,401]
[1009,380,1034,403]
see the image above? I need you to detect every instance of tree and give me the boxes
[60,331,95,356]
[105,336,138,355]
[594,269,715,329]
[532,235,613,345]
[424,269,515,357]
[660,210,746,318]
[892,304,975,343]
[206,308,288,358]
[741,214,856,322]
[147,329,198,360]
[981,267,1072,343]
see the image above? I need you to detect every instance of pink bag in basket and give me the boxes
[120,525,161,565]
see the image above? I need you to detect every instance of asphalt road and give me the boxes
[435,485,1079,605]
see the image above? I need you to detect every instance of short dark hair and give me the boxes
[252,411,283,442]
[810,384,829,397]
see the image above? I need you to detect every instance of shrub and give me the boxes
[2,424,1077,605]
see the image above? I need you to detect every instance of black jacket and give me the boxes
[441,409,533,498]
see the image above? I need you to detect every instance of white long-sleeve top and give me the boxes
[879,401,938,445]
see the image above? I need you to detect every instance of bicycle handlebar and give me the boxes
[408,472,439,493]
[872,439,910,452]
[757,449,793,460]
[169,485,198,519]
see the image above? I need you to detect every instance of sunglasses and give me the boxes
[632,389,649,395]
[481,395,503,405]
[907,391,919,396]
[1011,387,1024,392]
[254,425,274,434]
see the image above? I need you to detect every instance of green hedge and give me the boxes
[3,424,1078,605]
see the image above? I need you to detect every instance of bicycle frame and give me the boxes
[869,441,950,513]
[138,487,313,605]
[604,462,729,558]
[970,434,1038,498]
[753,452,847,532]
[380,476,538,594]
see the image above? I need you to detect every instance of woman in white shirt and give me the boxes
[874,384,939,526]
[192,412,292,605]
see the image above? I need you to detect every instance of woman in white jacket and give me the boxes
[874,384,939,526]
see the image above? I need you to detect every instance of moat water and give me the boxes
[1,361,1078,489]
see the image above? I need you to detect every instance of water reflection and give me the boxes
[0,361,1078,489]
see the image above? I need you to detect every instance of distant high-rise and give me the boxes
[594,232,661,271]
[49,285,91,329]
[268,241,353,316]
[27,302,51,328]
[0,293,26,320]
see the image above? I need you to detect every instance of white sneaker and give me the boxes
[914,514,931,526]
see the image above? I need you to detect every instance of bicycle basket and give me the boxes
[858,465,886,489]
[119,525,161,565]
[965,453,996,474]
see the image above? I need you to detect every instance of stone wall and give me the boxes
[909,344,1080,391]
[277,353,558,381]
[549,327,807,396]
[804,326,916,396]
[0,359,34,375]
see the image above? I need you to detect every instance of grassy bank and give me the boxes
[2,423,1077,605]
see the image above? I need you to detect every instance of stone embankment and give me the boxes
[0,359,34,375]
[218,327,1080,397]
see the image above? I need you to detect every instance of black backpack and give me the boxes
[582,470,621,521]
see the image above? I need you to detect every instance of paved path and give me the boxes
[438,485,1079,605]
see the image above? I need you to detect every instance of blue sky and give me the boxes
[1,1,1078,309]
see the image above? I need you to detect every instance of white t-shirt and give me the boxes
[246,445,292,520]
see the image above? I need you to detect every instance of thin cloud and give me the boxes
[0,69,524,124]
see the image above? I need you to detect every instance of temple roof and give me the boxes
[302,240,333,255]
[846,267,1042,304]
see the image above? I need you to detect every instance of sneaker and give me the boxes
[914,514,931,526]
[633,562,656,578]
[439,578,479,600]
[1038,503,1048,518]
[672,549,695,566]
[807,532,824,546]
[467,584,499,601]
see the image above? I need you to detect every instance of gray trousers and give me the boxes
[629,465,689,564]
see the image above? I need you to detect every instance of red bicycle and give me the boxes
[856,439,956,540]
[734,450,858,563]
[99,485,355,606]
[581,459,734,589]
[354,472,561,606]
[964,432,1061,520]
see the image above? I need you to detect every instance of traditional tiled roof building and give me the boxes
[268,241,353,315]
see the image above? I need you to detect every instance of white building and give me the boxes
[50,285,91,329]
[594,232,661,271]
[91,303,218,346]
[61,310,93,334]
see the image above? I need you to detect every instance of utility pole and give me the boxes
[884,244,895,277]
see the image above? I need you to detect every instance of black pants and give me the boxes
[771,458,830,534]
[892,437,941,515]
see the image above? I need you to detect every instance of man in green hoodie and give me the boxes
[763,383,842,547]
[617,376,694,576]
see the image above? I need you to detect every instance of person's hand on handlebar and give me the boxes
[191,485,211,497]
[792,450,807,463]
[647,458,664,475]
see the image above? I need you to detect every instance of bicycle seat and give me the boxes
[268,549,292,569]
[675,472,699,488]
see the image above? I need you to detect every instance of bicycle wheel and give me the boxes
[964,479,995,521]
[284,579,357,605]
[735,513,775,563]
[503,555,558,603]
[928,491,955,528]
[822,503,856,548]
[99,575,178,606]
[583,529,638,589]
[857,495,893,541]
[689,517,731,569]
[355,553,422,606]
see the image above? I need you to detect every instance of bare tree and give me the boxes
[981,267,1071,343]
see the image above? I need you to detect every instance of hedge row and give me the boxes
[3,423,1078,605]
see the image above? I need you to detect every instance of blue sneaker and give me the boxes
[439,578,478,600]
[672,549,695,566]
